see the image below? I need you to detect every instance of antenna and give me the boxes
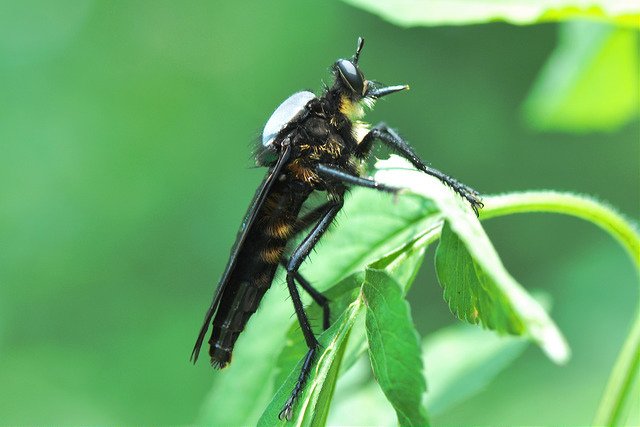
[353,37,365,64]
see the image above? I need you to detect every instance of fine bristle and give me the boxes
[362,96,376,110]
[210,358,229,369]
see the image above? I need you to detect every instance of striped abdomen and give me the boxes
[208,181,309,368]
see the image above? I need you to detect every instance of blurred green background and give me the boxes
[0,1,638,425]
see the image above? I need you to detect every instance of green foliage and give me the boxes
[379,157,569,363]
[342,0,640,133]
[259,274,363,426]
[272,276,364,391]
[300,190,439,292]
[341,0,640,27]
[327,324,529,424]
[436,223,525,333]
[594,314,640,426]
[422,324,528,416]
[364,269,429,426]
[1,1,638,425]
[523,22,639,132]
[480,191,640,426]
[436,222,572,359]
[257,157,639,424]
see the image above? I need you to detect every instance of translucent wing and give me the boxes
[191,145,292,362]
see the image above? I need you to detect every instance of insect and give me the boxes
[192,37,482,420]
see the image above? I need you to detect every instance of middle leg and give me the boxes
[279,196,344,420]
[280,260,331,330]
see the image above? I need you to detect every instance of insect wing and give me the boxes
[191,145,292,362]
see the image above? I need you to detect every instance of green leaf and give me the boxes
[436,222,525,334]
[423,324,528,416]
[258,273,365,426]
[329,322,530,424]
[374,156,570,364]
[342,0,640,27]
[271,226,435,421]
[199,188,438,425]
[435,220,570,363]
[301,188,439,292]
[328,357,397,425]
[523,21,639,133]
[370,231,433,294]
[363,268,429,426]
[336,234,434,377]
[477,191,640,425]
[594,312,640,426]
[272,275,364,389]
[260,176,440,424]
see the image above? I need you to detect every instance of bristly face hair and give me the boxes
[192,36,482,422]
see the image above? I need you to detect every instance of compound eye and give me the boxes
[336,59,365,95]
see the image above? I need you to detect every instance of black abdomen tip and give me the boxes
[209,343,232,369]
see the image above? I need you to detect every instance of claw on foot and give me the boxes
[465,192,484,216]
[278,398,295,421]
[448,180,483,216]
[277,347,317,421]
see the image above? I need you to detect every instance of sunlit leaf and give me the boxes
[301,188,439,292]
[272,275,363,389]
[339,232,435,375]
[258,273,365,426]
[374,156,570,364]
[523,21,639,133]
[423,324,528,415]
[328,357,397,426]
[364,269,430,426]
[271,220,436,419]
[436,216,570,364]
[329,322,530,423]
[370,231,434,293]
[342,0,640,27]
[436,222,525,334]
[200,188,437,424]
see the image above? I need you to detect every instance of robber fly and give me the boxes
[192,37,482,420]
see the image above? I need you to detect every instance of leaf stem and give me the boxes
[593,312,640,426]
[479,190,640,426]
[480,191,640,269]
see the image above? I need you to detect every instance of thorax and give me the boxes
[285,101,362,187]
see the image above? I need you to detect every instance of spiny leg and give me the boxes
[293,201,334,236]
[280,198,344,420]
[280,275,318,421]
[280,260,331,330]
[316,164,398,194]
[284,201,336,330]
[356,123,483,215]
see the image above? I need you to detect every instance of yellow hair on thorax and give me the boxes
[339,95,375,143]
[339,95,365,120]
